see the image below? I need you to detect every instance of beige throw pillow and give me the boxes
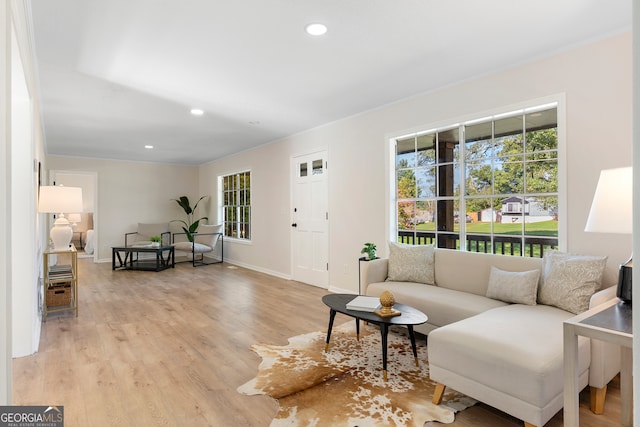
[538,250,607,314]
[386,242,435,285]
[486,266,540,305]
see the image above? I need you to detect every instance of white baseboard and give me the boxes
[222,257,292,280]
[98,253,292,281]
[328,285,355,295]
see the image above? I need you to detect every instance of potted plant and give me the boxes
[150,235,162,247]
[172,195,209,242]
[361,242,377,260]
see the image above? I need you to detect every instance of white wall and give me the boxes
[197,32,632,293]
[46,156,199,261]
[2,0,48,392]
[0,0,12,405]
[198,141,295,277]
[48,33,633,293]
[10,22,39,357]
[632,0,639,418]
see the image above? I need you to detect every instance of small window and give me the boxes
[220,170,251,240]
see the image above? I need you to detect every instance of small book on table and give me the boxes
[346,295,381,312]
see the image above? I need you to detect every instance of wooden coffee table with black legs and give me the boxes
[322,293,428,381]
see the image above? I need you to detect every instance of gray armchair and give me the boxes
[125,222,170,247]
[173,224,223,267]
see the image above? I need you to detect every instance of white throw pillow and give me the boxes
[386,242,435,285]
[538,250,607,314]
[485,266,540,305]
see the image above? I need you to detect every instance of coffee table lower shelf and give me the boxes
[112,245,175,272]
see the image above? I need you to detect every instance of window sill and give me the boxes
[224,237,252,245]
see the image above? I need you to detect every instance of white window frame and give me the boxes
[386,95,567,255]
[218,169,252,242]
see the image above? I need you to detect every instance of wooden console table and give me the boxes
[563,298,632,426]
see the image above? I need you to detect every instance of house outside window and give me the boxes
[220,170,251,240]
[394,103,559,257]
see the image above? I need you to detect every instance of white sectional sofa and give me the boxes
[359,244,621,427]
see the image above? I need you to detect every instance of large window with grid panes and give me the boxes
[220,170,251,240]
[394,103,559,257]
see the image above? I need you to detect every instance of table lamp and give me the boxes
[584,167,632,302]
[68,213,82,231]
[38,185,83,250]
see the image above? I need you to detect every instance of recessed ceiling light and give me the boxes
[190,108,204,116]
[145,145,154,149]
[305,23,327,36]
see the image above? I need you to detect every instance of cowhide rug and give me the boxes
[238,321,476,427]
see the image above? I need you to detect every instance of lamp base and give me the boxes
[51,216,73,251]
[616,259,632,304]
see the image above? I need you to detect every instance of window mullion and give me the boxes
[458,124,466,251]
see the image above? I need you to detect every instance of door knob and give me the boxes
[291,223,297,227]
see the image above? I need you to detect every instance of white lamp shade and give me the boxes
[38,186,83,214]
[585,167,632,234]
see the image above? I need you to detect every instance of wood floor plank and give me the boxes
[12,258,622,426]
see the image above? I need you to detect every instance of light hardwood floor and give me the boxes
[13,259,621,426]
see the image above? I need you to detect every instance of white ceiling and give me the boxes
[30,0,631,166]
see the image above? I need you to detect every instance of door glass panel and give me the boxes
[299,162,308,177]
[312,159,323,175]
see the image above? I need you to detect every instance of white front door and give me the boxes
[291,151,328,288]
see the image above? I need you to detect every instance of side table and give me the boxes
[563,298,632,426]
[42,245,78,321]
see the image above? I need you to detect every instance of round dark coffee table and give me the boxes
[322,293,428,380]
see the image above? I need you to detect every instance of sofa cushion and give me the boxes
[174,241,215,254]
[434,248,543,297]
[386,242,435,285]
[194,224,223,246]
[486,266,540,305]
[538,251,607,314]
[367,281,507,328]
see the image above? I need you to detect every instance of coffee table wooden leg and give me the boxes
[380,323,389,381]
[407,325,419,366]
[325,309,337,352]
[356,318,360,341]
